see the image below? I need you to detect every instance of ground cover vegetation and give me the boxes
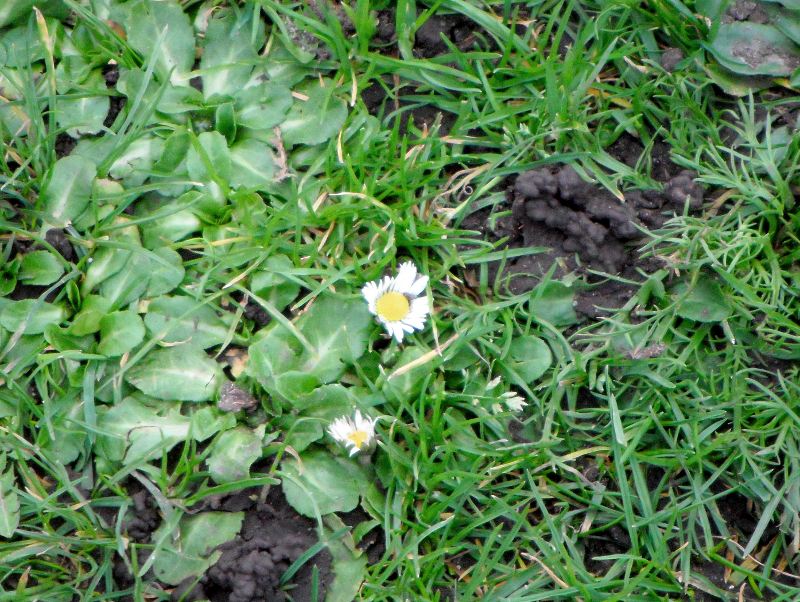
[1,0,800,600]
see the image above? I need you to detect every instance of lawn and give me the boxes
[1,0,800,600]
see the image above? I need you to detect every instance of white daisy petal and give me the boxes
[392,262,417,293]
[361,262,431,344]
[327,410,377,455]
[409,296,429,316]
[392,323,405,342]
[408,274,429,296]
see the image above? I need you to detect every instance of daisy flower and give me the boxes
[361,261,430,343]
[502,391,528,412]
[327,410,378,456]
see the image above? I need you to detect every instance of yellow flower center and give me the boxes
[346,430,369,449]
[375,291,410,321]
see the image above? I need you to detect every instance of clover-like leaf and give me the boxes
[0,300,67,335]
[124,0,194,85]
[144,295,229,349]
[41,155,96,228]
[706,23,800,77]
[206,426,264,484]
[673,278,732,323]
[503,335,552,384]
[152,512,244,585]
[281,450,369,517]
[125,345,222,401]
[280,79,348,146]
[97,310,145,357]
[18,250,64,286]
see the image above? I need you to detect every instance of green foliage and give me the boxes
[97,396,230,465]
[40,156,96,228]
[2,0,800,599]
[18,250,64,286]
[281,450,370,518]
[97,310,145,356]
[0,455,20,538]
[206,426,264,484]
[152,511,244,585]
[125,345,222,401]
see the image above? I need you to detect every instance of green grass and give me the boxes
[1,0,800,600]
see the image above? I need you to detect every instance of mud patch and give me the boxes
[461,137,704,317]
[194,488,333,602]
[111,483,333,601]
[732,38,800,72]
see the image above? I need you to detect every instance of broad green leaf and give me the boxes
[383,346,439,403]
[281,450,369,517]
[325,526,367,602]
[296,296,372,382]
[116,68,204,116]
[236,83,293,130]
[100,246,184,308]
[56,70,109,137]
[125,345,221,401]
[187,131,231,182]
[0,300,67,335]
[124,0,194,85]
[706,23,800,77]
[283,385,359,451]
[673,279,732,323]
[139,201,201,248]
[0,455,20,538]
[154,128,190,173]
[97,396,227,464]
[249,255,300,311]
[283,420,323,453]
[528,281,578,326]
[18,250,64,286]
[200,12,259,98]
[55,55,92,93]
[44,323,93,353]
[230,139,275,190]
[152,512,243,585]
[41,155,96,228]
[81,219,141,295]
[249,296,371,390]
[98,310,145,357]
[503,335,552,383]
[766,6,800,45]
[281,80,348,146]
[248,321,302,392]
[0,260,18,296]
[206,426,264,484]
[108,135,164,188]
[37,391,86,464]
[144,295,229,348]
[144,247,185,297]
[0,0,67,29]
[215,101,236,143]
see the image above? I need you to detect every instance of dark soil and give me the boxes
[461,135,705,318]
[188,488,334,602]
[361,10,482,135]
[114,483,334,602]
[102,63,125,128]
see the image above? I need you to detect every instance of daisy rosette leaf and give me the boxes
[362,261,430,343]
[327,410,378,456]
[248,295,372,397]
[281,450,370,518]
